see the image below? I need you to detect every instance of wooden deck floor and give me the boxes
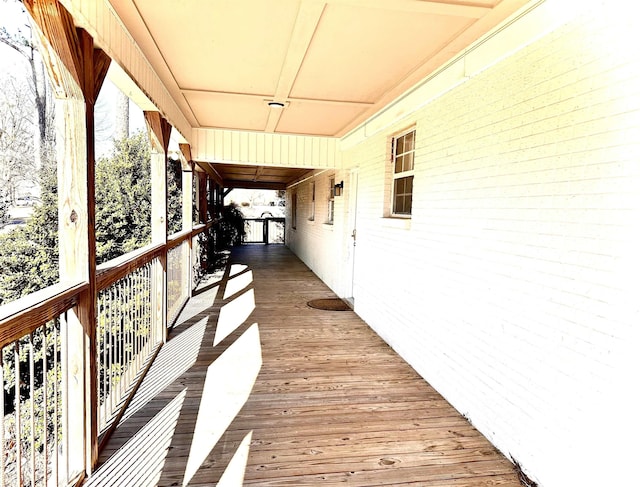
[87,245,521,487]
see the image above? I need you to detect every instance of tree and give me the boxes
[0,159,57,306]
[114,90,129,141]
[0,189,9,226]
[95,130,182,263]
[95,131,152,264]
[0,75,36,204]
[0,5,55,172]
[167,156,182,236]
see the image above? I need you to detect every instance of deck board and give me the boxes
[87,245,520,487]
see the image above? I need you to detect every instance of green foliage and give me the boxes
[167,157,182,236]
[95,131,152,264]
[216,202,246,249]
[0,196,8,226]
[0,228,55,304]
[0,131,186,303]
[0,160,58,306]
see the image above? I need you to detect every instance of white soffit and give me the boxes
[107,0,530,138]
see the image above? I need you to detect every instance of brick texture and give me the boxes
[288,4,640,486]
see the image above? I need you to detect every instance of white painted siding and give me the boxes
[192,129,341,169]
[288,2,640,486]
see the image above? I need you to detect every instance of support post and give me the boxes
[197,171,208,224]
[144,111,171,343]
[179,144,194,298]
[23,0,110,478]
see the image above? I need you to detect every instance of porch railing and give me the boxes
[95,245,162,435]
[0,222,215,486]
[0,282,87,487]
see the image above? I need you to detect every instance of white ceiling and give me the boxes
[110,0,529,138]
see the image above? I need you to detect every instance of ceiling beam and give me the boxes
[144,111,172,154]
[180,89,374,107]
[329,0,491,18]
[225,180,286,190]
[196,161,224,186]
[253,166,265,182]
[178,143,192,171]
[265,0,327,132]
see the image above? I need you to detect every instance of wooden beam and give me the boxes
[178,145,194,298]
[23,0,83,97]
[92,49,111,103]
[24,1,114,477]
[253,166,265,182]
[179,143,193,171]
[196,161,224,187]
[144,111,172,154]
[77,27,109,474]
[224,180,287,190]
[266,0,326,132]
[329,0,491,18]
[144,112,170,346]
[197,171,208,224]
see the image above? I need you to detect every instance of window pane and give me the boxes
[394,178,403,195]
[406,175,413,193]
[395,154,403,174]
[393,176,413,215]
[404,151,414,172]
[405,131,415,152]
[394,194,407,214]
[395,136,404,156]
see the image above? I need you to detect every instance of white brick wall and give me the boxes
[288,2,640,485]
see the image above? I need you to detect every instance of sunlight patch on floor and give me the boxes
[214,289,255,346]
[224,270,253,299]
[229,264,248,278]
[183,323,262,486]
[217,431,253,487]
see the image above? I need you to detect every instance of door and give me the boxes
[344,168,358,305]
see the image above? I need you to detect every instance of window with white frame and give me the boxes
[309,181,315,221]
[327,176,335,224]
[391,129,415,216]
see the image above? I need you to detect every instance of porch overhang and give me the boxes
[61,0,531,144]
[202,163,312,191]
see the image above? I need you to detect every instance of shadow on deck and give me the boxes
[86,245,520,487]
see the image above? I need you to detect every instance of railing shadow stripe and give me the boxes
[89,255,263,486]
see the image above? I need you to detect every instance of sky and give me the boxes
[1,0,146,160]
[0,1,32,70]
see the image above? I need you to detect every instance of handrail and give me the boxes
[0,221,218,344]
[96,242,165,291]
[97,220,216,290]
[167,228,192,250]
[192,219,216,236]
[0,280,88,348]
[243,217,285,222]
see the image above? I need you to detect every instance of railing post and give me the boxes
[145,112,171,344]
